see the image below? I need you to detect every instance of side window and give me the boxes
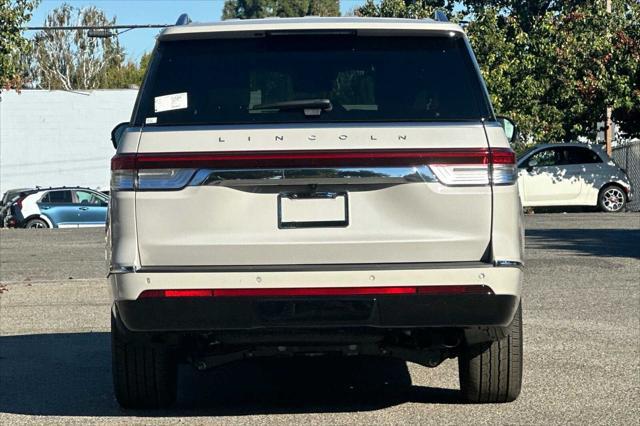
[74,191,104,205]
[528,148,560,167]
[45,190,72,204]
[40,193,51,203]
[565,147,602,165]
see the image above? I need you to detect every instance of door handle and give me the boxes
[79,207,89,211]
[41,206,50,210]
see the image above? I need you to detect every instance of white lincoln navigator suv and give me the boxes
[108,16,524,408]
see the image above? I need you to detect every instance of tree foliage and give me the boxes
[222,0,339,20]
[101,52,151,89]
[32,4,124,90]
[356,0,640,142]
[355,0,455,18]
[0,0,39,90]
[30,3,150,90]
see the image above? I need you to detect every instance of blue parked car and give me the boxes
[10,187,109,228]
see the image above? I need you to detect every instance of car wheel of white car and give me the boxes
[25,218,49,229]
[599,185,626,213]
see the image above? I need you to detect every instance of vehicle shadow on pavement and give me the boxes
[0,332,461,417]
[526,228,640,259]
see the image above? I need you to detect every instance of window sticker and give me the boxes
[154,92,188,113]
[145,117,158,124]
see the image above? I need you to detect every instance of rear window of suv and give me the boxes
[133,34,492,126]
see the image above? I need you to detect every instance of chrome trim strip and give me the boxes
[108,266,136,275]
[188,166,438,187]
[494,260,524,269]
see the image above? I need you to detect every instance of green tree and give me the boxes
[467,1,640,142]
[102,52,151,89]
[356,0,640,144]
[0,0,39,90]
[32,3,124,90]
[355,0,455,18]
[222,0,339,20]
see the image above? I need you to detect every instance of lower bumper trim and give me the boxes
[115,293,519,333]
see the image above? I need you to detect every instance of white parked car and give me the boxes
[517,143,633,212]
[108,15,524,408]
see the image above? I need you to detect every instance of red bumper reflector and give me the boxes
[213,286,417,297]
[138,285,493,299]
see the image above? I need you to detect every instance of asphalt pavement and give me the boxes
[0,213,638,425]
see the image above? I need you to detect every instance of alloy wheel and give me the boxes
[602,188,625,212]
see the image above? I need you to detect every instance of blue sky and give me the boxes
[27,0,368,61]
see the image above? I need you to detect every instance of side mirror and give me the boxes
[110,122,129,149]
[527,159,538,171]
[496,116,518,144]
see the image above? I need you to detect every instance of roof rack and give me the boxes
[433,10,449,23]
[175,13,192,26]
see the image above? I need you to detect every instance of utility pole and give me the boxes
[605,0,613,156]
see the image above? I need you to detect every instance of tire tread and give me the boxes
[111,312,177,408]
[459,303,523,403]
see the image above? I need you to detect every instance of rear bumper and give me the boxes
[111,264,522,334]
[115,292,519,333]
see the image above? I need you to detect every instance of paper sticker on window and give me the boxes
[154,92,188,113]
[145,117,158,124]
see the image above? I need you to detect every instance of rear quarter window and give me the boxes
[565,147,603,164]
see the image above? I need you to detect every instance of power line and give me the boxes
[24,24,173,38]
[25,24,172,30]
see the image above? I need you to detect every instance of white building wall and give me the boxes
[0,89,138,193]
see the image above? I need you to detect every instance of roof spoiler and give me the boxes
[434,10,449,22]
[176,13,192,26]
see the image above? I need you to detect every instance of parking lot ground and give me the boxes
[0,213,638,425]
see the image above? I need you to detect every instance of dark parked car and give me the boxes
[1,188,33,227]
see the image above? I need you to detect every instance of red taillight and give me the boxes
[491,148,517,164]
[489,147,517,185]
[113,149,495,171]
[111,154,136,170]
[137,285,493,299]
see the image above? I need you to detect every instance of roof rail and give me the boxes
[175,13,192,26]
[434,10,449,22]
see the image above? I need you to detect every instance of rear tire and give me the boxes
[25,218,49,229]
[598,184,626,213]
[111,311,177,408]
[458,303,523,403]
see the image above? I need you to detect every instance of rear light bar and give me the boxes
[112,149,507,170]
[111,148,516,190]
[138,285,494,299]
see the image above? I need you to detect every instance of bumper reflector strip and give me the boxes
[138,285,493,299]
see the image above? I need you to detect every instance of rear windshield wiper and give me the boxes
[251,99,333,116]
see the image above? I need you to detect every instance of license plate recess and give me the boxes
[278,192,349,229]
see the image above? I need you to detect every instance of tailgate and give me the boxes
[131,125,493,267]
